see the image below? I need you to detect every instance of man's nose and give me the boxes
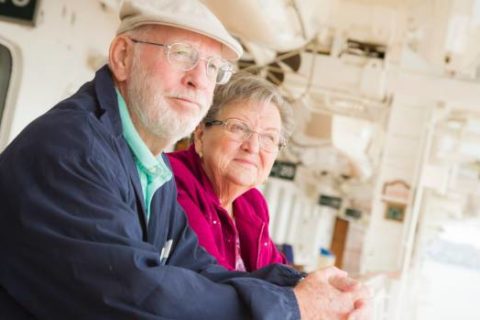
[183,61,210,90]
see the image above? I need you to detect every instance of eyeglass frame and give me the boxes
[128,38,234,84]
[204,118,287,152]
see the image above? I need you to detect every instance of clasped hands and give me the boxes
[293,266,372,320]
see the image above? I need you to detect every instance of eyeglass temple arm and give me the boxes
[204,120,224,127]
[129,38,166,49]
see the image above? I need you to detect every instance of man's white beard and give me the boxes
[127,59,209,147]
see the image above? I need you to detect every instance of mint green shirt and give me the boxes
[116,89,173,222]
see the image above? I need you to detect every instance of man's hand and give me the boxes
[293,266,372,320]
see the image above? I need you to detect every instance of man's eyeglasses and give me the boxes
[129,38,234,85]
[205,118,286,153]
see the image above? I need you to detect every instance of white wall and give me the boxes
[0,0,118,149]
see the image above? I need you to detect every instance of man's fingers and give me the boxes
[353,283,374,301]
[329,275,359,291]
[348,297,374,320]
[347,299,371,320]
[354,298,366,309]
[314,266,348,282]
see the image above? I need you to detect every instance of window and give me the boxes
[0,44,12,131]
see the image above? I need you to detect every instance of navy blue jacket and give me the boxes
[0,66,302,319]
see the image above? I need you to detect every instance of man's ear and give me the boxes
[108,36,132,82]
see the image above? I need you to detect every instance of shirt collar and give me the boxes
[116,88,172,180]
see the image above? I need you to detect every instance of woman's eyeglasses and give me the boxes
[205,118,286,153]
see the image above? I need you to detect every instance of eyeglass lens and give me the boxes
[223,119,282,152]
[167,43,233,84]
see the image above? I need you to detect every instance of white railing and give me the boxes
[261,177,337,271]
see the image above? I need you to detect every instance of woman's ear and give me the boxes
[108,36,132,82]
[193,125,205,158]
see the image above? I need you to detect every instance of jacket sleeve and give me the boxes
[158,198,303,319]
[165,188,302,287]
[0,120,301,320]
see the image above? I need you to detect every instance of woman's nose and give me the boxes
[241,132,261,153]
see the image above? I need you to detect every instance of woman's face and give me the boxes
[194,99,283,191]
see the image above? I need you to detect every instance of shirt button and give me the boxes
[264,242,268,247]
[213,220,217,225]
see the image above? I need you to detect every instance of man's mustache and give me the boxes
[166,92,209,110]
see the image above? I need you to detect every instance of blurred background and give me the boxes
[1,0,480,318]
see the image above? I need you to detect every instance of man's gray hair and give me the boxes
[203,72,295,142]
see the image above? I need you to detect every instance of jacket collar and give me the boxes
[93,65,124,138]
[93,65,149,238]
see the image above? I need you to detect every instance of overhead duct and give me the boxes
[202,0,330,52]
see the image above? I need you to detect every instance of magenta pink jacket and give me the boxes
[167,145,286,271]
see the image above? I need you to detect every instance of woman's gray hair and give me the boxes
[203,72,295,143]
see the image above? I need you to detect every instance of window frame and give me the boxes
[0,39,20,151]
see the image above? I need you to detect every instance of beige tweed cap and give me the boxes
[116,0,243,60]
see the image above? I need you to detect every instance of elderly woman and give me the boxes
[167,72,294,271]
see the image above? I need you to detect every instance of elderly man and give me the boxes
[0,0,370,319]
